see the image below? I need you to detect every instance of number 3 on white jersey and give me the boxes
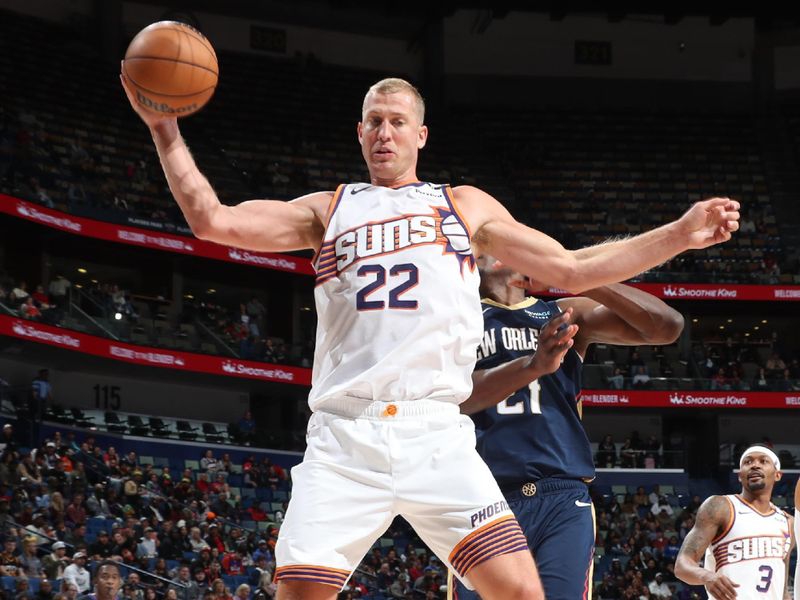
[497,380,542,415]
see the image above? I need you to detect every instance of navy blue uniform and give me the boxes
[455,297,596,600]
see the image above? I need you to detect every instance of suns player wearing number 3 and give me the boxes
[675,446,795,600]
[121,70,739,600]
[453,258,684,600]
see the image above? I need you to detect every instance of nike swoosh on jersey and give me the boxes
[351,185,372,194]
[482,307,492,314]
[575,500,592,507]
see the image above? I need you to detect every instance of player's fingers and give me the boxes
[726,219,739,232]
[726,199,741,211]
[702,197,731,209]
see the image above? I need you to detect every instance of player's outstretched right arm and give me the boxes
[120,72,328,253]
[675,495,739,600]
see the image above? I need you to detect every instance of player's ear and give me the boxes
[357,121,363,144]
[775,470,782,482]
[418,125,428,149]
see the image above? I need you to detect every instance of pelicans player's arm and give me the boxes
[557,284,684,357]
[461,308,578,415]
[675,495,740,600]
[453,185,739,294]
[143,117,331,253]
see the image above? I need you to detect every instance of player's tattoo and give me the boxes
[678,495,731,561]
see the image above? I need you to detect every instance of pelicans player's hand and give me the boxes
[525,307,578,377]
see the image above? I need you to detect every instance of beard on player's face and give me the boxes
[745,479,767,492]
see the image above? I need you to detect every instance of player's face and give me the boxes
[739,452,781,492]
[96,565,122,599]
[358,91,427,186]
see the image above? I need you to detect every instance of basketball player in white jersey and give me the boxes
[795,477,799,600]
[121,71,740,600]
[675,446,795,600]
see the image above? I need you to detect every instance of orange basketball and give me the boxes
[123,21,218,117]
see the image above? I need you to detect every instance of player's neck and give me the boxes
[369,172,420,188]
[739,489,773,511]
[485,284,526,307]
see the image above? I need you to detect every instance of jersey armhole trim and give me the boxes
[443,184,474,240]
[712,496,736,544]
[311,184,346,270]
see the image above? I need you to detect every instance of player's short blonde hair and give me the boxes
[363,78,425,123]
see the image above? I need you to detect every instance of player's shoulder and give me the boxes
[696,494,733,522]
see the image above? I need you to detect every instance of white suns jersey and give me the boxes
[704,495,791,600]
[308,182,482,410]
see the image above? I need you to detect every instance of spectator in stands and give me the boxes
[753,367,770,391]
[647,572,671,599]
[62,552,90,593]
[36,579,55,600]
[233,585,249,600]
[777,368,799,391]
[619,439,637,468]
[711,367,731,391]
[607,367,625,390]
[251,556,276,600]
[65,493,86,527]
[169,565,199,600]
[596,435,617,468]
[20,297,41,320]
[236,412,255,445]
[629,352,650,389]
[19,535,43,578]
[136,527,158,559]
[42,541,68,580]
[9,281,29,306]
[200,451,219,475]
[31,369,52,414]
[209,580,232,600]
[765,352,786,374]
[47,275,70,310]
[89,531,113,560]
[18,453,42,485]
[14,576,32,600]
[644,435,661,468]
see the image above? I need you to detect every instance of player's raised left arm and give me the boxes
[556,284,684,356]
[455,186,739,294]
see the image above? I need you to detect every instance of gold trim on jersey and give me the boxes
[735,494,777,517]
[481,297,539,310]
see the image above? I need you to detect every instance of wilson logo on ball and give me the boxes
[135,90,198,114]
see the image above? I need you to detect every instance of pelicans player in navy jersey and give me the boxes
[122,69,740,600]
[676,446,795,600]
[454,258,684,600]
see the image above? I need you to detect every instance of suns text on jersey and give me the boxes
[334,215,439,271]
[476,327,539,361]
[720,536,789,563]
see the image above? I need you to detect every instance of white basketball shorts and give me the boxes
[274,398,527,590]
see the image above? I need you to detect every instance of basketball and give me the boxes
[123,21,218,117]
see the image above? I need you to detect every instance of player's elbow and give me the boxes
[673,558,689,582]
[647,310,685,345]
